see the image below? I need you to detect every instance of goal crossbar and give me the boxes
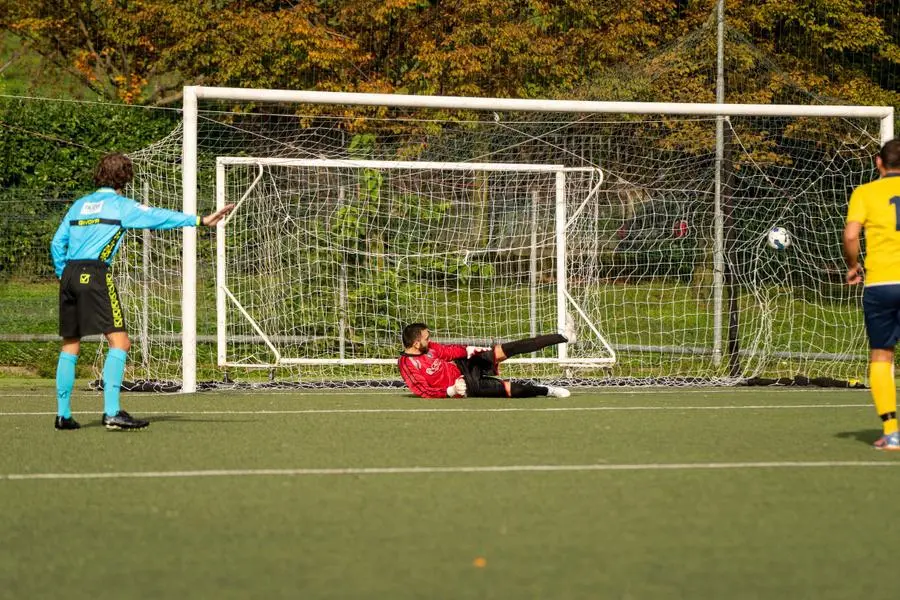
[189,86,894,123]
[218,157,599,173]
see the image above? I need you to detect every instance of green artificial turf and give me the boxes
[1,384,897,599]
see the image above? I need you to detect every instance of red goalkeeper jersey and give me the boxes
[398,342,468,398]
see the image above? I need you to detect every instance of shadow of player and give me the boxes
[81,414,249,428]
[835,429,884,446]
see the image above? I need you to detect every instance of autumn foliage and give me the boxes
[2,1,898,108]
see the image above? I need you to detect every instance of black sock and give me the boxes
[509,382,548,398]
[500,334,567,358]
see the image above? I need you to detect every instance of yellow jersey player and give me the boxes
[844,138,900,449]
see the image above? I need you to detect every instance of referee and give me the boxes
[50,153,234,430]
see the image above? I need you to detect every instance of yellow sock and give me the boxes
[870,361,898,435]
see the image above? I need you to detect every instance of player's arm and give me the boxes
[50,216,71,279]
[429,342,468,361]
[200,204,235,226]
[843,189,865,285]
[120,198,235,230]
[843,221,863,285]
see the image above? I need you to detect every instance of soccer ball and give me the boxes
[767,226,791,250]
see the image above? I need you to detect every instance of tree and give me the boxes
[733,0,900,107]
[2,1,371,105]
[4,1,898,108]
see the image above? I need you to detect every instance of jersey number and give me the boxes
[891,196,900,231]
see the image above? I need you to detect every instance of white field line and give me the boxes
[3,461,900,481]
[0,387,870,399]
[0,403,871,417]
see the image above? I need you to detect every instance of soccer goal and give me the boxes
[214,156,612,374]
[120,86,893,392]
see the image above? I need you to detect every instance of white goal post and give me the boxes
[167,86,893,393]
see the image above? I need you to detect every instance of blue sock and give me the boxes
[55,352,78,418]
[103,348,128,417]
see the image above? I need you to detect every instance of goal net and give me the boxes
[215,157,610,374]
[114,87,892,391]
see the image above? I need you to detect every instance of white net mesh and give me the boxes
[217,159,607,372]
[111,101,883,389]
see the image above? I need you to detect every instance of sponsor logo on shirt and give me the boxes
[426,359,442,375]
[81,201,104,215]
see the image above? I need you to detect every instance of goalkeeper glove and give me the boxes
[466,345,491,359]
[446,377,467,397]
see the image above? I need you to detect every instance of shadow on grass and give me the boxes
[835,429,883,446]
[81,414,249,428]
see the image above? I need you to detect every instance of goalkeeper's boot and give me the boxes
[545,386,571,398]
[873,431,900,451]
[102,410,149,431]
[54,416,81,430]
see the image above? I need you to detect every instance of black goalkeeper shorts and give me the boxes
[59,260,127,338]
[454,350,509,398]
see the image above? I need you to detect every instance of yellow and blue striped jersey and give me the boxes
[846,174,900,286]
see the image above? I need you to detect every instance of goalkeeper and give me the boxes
[50,153,235,431]
[398,322,571,399]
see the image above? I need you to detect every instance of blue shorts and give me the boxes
[863,284,900,349]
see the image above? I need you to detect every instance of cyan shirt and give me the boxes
[50,187,199,277]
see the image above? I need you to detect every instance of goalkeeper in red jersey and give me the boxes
[398,322,571,398]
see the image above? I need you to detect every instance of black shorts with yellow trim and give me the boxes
[59,260,127,338]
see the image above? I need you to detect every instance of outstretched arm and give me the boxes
[201,204,235,226]
[121,197,235,230]
[429,342,467,361]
